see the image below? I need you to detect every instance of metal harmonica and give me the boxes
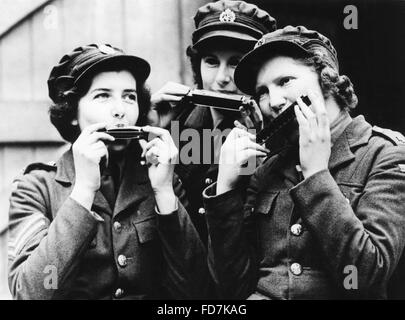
[101,125,147,140]
[256,95,311,147]
[182,89,253,111]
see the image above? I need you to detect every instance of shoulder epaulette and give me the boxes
[23,161,57,175]
[372,126,405,146]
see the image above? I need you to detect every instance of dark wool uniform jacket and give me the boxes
[8,145,210,300]
[203,116,405,299]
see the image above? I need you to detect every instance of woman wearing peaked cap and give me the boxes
[148,0,276,249]
[8,44,209,299]
[203,26,405,299]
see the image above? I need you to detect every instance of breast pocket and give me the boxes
[132,215,158,244]
[254,191,280,215]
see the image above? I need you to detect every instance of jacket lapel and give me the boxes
[329,115,372,171]
[54,147,112,215]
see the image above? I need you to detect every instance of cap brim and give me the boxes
[75,54,151,85]
[193,30,257,50]
[235,41,310,95]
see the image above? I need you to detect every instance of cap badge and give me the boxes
[256,37,266,48]
[219,9,236,22]
[99,44,116,55]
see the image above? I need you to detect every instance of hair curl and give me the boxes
[298,54,358,111]
[49,67,151,143]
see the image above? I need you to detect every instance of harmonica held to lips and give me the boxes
[101,125,147,140]
[182,89,254,111]
[256,95,311,147]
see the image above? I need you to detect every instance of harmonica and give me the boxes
[101,125,147,140]
[182,89,253,111]
[256,95,311,147]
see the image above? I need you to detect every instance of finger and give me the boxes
[297,97,317,128]
[231,127,256,140]
[237,149,267,165]
[88,132,115,143]
[234,120,248,131]
[142,126,176,148]
[307,90,329,131]
[81,122,108,135]
[239,136,270,154]
[152,94,183,105]
[248,100,263,128]
[161,82,190,95]
[294,105,310,136]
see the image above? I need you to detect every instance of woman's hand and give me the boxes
[146,82,190,128]
[294,90,331,179]
[71,123,115,209]
[139,126,179,214]
[217,127,269,195]
[237,99,263,132]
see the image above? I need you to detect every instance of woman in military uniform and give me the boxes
[147,0,276,247]
[8,44,209,299]
[203,26,405,299]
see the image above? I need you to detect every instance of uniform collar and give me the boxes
[329,115,372,170]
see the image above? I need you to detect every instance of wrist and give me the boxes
[154,190,177,215]
[302,167,327,180]
[71,184,96,210]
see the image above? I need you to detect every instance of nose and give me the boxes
[215,63,232,87]
[111,100,125,119]
[269,88,287,113]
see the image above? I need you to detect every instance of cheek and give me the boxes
[200,66,215,89]
[127,104,140,125]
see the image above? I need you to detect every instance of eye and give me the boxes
[202,56,219,67]
[228,56,241,68]
[94,92,110,101]
[278,77,294,86]
[123,93,137,103]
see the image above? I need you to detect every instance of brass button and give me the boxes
[290,224,302,236]
[198,207,206,215]
[114,288,124,298]
[205,178,213,185]
[290,262,302,276]
[118,254,127,267]
[113,221,122,232]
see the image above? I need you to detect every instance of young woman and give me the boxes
[203,26,405,299]
[8,44,208,299]
[147,0,276,246]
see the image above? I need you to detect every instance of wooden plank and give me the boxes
[179,0,209,86]
[91,0,125,48]
[0,101,65,143]
[123,0,182,92]
[60,0,96,52]
[0,0,51,37]
[0,22,32,100]
[31,0,65,101]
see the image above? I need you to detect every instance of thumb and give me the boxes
[138,139,148,157]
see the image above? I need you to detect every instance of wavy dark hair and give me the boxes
[298,54,358,111]
[49,66,151,143]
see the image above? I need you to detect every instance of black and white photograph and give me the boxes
[1,0,405,309]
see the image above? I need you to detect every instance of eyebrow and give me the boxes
[90,88,137,94]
